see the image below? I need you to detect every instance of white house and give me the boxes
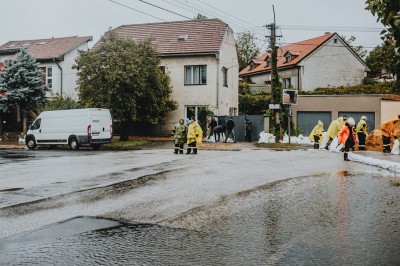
[239,32,370,92]
[0,36,92,99]
[101,19,239,124]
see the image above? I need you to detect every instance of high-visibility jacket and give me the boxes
[326,117,343,139]
[172,123,187,144]
[338,124,356,145]
[187,121,203,144]
[356,119,368,135]
[308,120,324,143]
[380,119,395,138]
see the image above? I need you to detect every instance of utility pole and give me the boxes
[266,5,282,141]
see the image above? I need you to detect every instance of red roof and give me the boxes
[240,33,335,76]
[0,36,92,60]
[96,19,228,56]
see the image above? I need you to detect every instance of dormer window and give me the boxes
[7,44,16,48]
[285,54,292,63]
[37,41,47,45]
[264,56,271,67]
[283,51,299,63]
[249,61,255,70]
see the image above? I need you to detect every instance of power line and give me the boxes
[137,0,192,19]
[108,0,166,21]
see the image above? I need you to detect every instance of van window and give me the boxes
[31,118,41,130]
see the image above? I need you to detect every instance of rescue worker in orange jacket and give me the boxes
[338,117,356,161]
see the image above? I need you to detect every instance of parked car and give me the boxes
[25,108,112,150]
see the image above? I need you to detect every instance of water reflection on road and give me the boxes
[1,171,399,265]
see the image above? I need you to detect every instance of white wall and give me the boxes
[164,27,239,123]
[381,100,400,123]
[0,42,89,99]
[300,37,366,91]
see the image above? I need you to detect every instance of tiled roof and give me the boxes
[0,36,93,60]
[96,19,228,56]
[240,33,335,76]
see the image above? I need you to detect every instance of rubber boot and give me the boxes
[344,152,350,161]
[186,148,191,154]
[193,148,197,154]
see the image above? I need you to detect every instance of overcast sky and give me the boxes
[1,0,385,52]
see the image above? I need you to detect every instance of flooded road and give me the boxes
[0,148,399,264]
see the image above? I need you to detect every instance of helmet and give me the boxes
[361,116,367,120]
[348,117,356,126]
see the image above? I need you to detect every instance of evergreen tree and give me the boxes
[0,49,48,133]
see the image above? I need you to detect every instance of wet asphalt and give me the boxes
[0,143,399,265]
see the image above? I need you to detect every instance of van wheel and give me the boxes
[26,137,37,150]
[92,144,101,150]
[69,138,80,150]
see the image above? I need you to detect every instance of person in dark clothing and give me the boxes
[208,118,218,141]
[213,125,224,142]
[245,118,252,142]
[225,117,236,143]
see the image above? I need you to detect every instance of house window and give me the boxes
[229,107,237,116]
[285,55,291,63]
[47,67,53,88]
[185,65,207,85]
[284,78,292,89]
[222,67,228,87]
[185,106,208,122]
[334,38,338,43]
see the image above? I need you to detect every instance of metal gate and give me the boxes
[297,112,332,136]
[338,112,375,131]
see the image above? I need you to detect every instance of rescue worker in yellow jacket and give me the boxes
[186,117,203,154]
[355,116,368,150]
[324,117,344,149]
[380,118,398,153]
[309,120,324,149]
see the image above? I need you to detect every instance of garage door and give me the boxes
[297,112,332,136]
[338,112,375,131]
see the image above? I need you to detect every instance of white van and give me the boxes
[26,108,112,150]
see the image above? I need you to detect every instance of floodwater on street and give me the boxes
[1,167,399,265]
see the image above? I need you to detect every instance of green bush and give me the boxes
[239,94,270,115]
[299,82,394,95]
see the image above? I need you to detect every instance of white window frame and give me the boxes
[184,65,207,85]
[47,67,53,88]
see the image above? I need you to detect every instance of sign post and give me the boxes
[282,89,297,144]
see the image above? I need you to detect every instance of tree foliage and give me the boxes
[73,32,177,140]
[365,0,400,92]
[0,49,48,132]
[239,93,270,115]
[235,32,261,71]
[365,42,396,76]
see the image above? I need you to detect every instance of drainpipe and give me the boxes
[216,53,220,112]
[297,66,301,91]
[54,59,63,98]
